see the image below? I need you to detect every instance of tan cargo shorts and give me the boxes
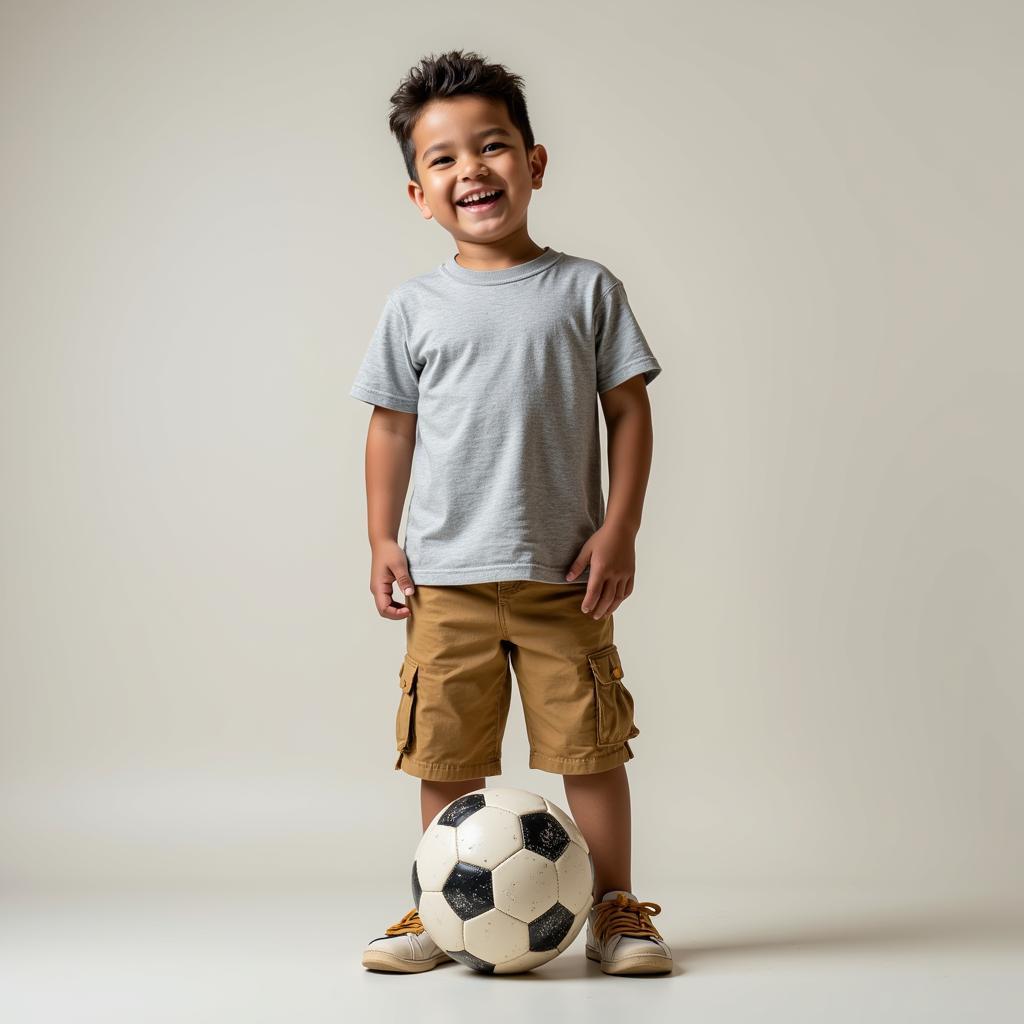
[392,580,640,781]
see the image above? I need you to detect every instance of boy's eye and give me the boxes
[430,142,506,167]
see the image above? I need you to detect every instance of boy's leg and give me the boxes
[421,778,485,831]
[503,581,639,897]
[562,764,631,899]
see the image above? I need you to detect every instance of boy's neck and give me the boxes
[452,229,547,272]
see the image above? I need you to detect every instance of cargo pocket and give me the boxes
[587,644,640,747]
[396,654,419,754]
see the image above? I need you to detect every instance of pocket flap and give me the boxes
[399,655,419,692]
[587,644,624,684]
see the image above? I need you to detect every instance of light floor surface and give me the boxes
[2,881,1022,1023]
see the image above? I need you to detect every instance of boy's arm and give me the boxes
[363,406,418,619]
[565,373,654,620]
[600,374,654,536]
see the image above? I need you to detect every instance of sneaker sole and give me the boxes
[362,948,453,973]
[585,943,673,975]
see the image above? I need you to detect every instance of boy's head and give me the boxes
[387,50,547,245]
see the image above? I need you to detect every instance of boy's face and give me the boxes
[407,95,546,243]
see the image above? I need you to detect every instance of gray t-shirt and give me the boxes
[349,246,662,585]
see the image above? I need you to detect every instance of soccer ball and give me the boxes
[412,787,594,974]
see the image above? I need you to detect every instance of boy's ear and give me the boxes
[407,180,434,221]
[529,143,548,189]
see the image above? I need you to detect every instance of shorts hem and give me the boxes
[529,742,634,775]
[395,752,502,781]
[407,565,590,585]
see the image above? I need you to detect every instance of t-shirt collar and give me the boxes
[440,246,563,285]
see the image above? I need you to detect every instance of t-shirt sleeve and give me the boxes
[594,280,662,394]
[349,293,420,413]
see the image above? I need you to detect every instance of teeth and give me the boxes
[459,189,500,205]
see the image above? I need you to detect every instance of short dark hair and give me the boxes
[388,49,536,184]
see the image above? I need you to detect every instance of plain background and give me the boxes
[1,0,1022,923]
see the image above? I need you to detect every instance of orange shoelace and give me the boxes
[592,893,664,941]
[384,908,425,936]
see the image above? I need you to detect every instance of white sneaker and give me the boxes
[361,908,454,973]
[585,890,674,975]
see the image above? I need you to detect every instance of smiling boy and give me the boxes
[353,50,672,976]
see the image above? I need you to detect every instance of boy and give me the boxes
[352,50,672,976]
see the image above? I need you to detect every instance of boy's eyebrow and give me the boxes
[420,127,512,162]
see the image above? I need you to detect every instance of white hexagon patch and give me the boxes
[491,848,558,923]
[456,805,523,869]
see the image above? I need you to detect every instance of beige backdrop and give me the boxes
[1,1,1021,912]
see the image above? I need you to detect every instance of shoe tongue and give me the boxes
[600,889,637,902]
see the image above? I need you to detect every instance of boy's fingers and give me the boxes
[565,551,590,582]
[591,584,617,620]
[581,576,604,614]
[391,567,415,615]
[598,580,629,619]
[587,578,624,619]
[372,579,411,618]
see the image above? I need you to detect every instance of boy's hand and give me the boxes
[564,523,636,619]
[370,540,416,620]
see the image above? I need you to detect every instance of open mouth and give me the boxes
[455,189,504,211]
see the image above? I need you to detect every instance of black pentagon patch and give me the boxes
[520,812,570,861]
[446,948,495,973]
[529,902,575,951]
[438,793,487,828]
[411,860,422,909]
[442,861,494,920]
